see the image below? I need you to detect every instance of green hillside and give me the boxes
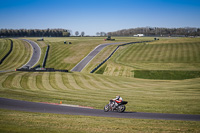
[27,37,151,70]
[0,39,11,60]
[98,38,200,79]
[0,37,200,132]
[0,71,199,114]
[0,39,32,70]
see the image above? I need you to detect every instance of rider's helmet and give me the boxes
[116,95,120,100]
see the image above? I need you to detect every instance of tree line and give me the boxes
[107,27,200,37]
[96,32,107,36]
[0,29,70,37]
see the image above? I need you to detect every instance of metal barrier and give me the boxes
[16,68,68,72]
[42,45,50,68]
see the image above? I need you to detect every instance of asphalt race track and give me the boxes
[71,42,124,72]
[0,98,199,121]
[20,39,41,69]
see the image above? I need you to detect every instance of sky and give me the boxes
[0,0,200,35]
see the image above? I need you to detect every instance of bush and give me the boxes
[134,70,200,80]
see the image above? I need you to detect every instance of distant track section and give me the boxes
[20,39,41,69]
[71,42,124,72]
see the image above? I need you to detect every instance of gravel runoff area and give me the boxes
[0,98,199,121]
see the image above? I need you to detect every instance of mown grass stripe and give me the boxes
[49,72,64,91]
[18,40,32,67]
[77,74,97,90]
[164,43,171,62]
[153,44,161,62]
[137,44,149,62]
[130,44,142,61]
[3,40,22,69]
[0,39,10,60]
[170,44,176,62]
[125,45,139,62]
[103,76,135,89]
[55,72,69,90]
[188,43,195,62]
[36,73,46,90]
[27,72,39,91]
[2,73,16,89]
[0,39,31,70]
[85,74,113,90]
[0,39,12,64]
[0,42,17,69]
[197,43,200,61]
[142,44,151,62]
[73,73,91,90]
[62,73,77,90]
[42,72,55,91]
[0,72,15,89]
[20,73,31,90]
[136,44,148,62]
[95,75,120,89]
[192,43,200,62]
[179,43,184,62]
[11,72,26,89]
[158,44,166,62]
[123,45,134,62]
[145,45,153,62]
[67,73,83,90]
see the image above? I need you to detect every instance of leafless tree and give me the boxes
[81,31,85,37]
[75,31,79,36]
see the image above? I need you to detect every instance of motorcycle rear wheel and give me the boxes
[118,105,126,113]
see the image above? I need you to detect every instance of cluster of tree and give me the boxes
[107,27,200,37]
[96,32,107,36]
[0,29,70,37]
[75,31,85,36]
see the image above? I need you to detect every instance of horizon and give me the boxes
[0,0,200,35]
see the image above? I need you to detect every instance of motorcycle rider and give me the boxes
[112,95,123,109]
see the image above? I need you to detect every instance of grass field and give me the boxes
[0,39,11,61]
[98,38,200,78]
[0,71,199,115]
[0,37,200,132]
[0,109,199,133]
[26,37,152,70]
[0,39,32,70]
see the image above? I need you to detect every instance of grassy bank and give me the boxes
[99,38,200,78]
[1,37,200,132]
[0,109,199,133]
[27,37,152,70]
[0,39,11,60]
[0,39,32,70]
[0,71,200,115]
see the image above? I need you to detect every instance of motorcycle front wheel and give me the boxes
[104,104,110,112]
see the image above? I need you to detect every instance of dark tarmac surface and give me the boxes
[0,98,199,121]
[20,39,41,69]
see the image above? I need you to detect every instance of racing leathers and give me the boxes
[112,96,123,109]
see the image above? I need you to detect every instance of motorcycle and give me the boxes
[104,100,128,113]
